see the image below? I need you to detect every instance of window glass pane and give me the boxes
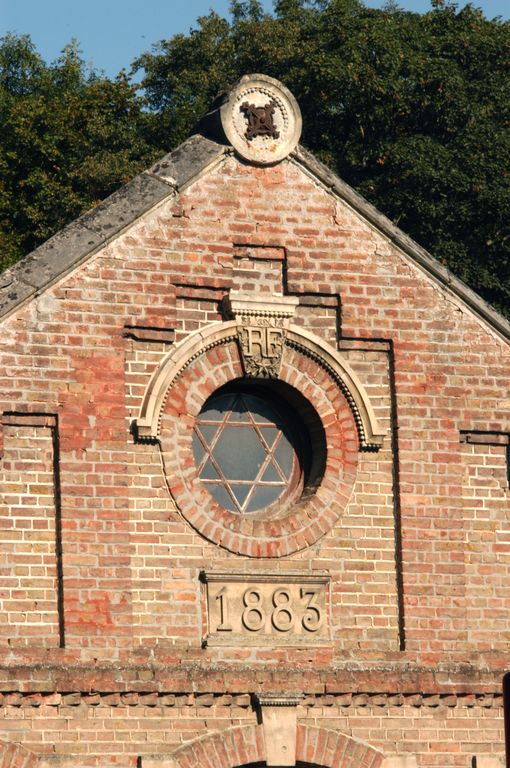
[258,426,279,448]
[274,438,294,477]
[192,431,206,464]
[229,395,251,422]
[208,484,237,512]
[200,394,234,420]
[261,464,281,483]
[201,458,220,480]
[213,427,267,480]
[246,485,281,512]
[229,483,252,508]
[242,395,279,425]
[196,424,219,444]
[193,388,301,514]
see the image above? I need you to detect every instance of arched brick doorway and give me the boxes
[169,724,384,768]
[0,741,38,768]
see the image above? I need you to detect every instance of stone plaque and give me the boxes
[220,74,302,165]
[238,318,286,378]
[202,571,330,646]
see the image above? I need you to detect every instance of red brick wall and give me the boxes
[0,415,60,647]
[0,689,504,767]
[0,153,509,766]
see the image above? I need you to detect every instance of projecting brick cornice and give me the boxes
[0,690,504,710]
[0,659,507,695]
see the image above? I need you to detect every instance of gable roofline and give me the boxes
[0,135,228,321]
[1,134,509,343]
[293,146,510,344]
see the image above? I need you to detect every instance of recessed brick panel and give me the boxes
[0,422,59,647]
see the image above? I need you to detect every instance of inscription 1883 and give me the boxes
[202,572,330,646]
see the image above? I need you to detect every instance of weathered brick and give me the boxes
[0,83,509,768]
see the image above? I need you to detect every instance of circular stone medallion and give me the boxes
[220,74,302,165]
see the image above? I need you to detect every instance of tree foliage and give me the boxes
[1,2,509,318]
[0,34,160,271]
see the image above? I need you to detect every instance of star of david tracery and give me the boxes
[192,392,300,514]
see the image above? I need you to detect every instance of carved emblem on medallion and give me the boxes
[241,100,280,140]
[220,74,302,165]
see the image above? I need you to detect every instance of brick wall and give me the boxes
[0,685,505,767]
[0,415,60,647]
[0,149,509,766]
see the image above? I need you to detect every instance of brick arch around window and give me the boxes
[136,321,384,451]
[134,321,386,558]
[0,741,38,768]
[168,723,384,768]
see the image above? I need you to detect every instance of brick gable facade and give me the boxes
[0,76,509,768]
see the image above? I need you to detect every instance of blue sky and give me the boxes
[1,0,508,79]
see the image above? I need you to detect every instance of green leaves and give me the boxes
[0,35,160,271]
[132,0,508,316]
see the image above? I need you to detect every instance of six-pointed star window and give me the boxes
[192,391,301,514]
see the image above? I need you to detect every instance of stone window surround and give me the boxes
[135,320,384,451]
[133,320,385,558]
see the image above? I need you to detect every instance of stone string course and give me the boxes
[0,691,503,709]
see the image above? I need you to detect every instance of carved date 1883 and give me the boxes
[202,572,330,646]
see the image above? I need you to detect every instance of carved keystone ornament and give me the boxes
[223,292,299,378]
[254,693,303,766]
[220,74,302,165]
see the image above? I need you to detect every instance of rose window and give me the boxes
[192,389,303,514]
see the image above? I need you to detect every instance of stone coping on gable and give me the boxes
[0,136,227,320]
[293,146,510,342]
